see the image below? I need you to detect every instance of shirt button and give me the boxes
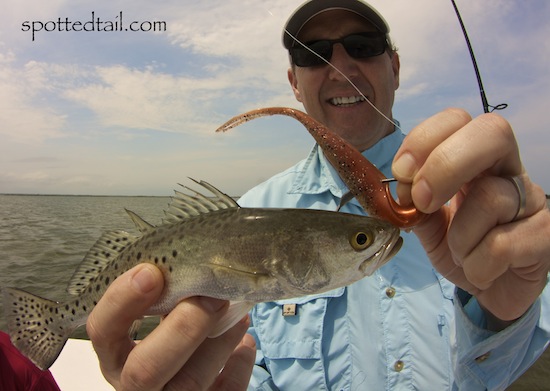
[385,287,396,298]
[475,352,491,363]
[394,360,404,372]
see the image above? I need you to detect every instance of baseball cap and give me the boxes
[282,0,390,49]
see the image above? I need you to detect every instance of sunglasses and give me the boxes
[289,32,388,67]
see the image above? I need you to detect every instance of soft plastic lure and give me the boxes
[216,107,427,228]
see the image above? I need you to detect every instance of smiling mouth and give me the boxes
[329,95,367,107]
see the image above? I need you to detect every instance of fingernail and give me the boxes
[198,297,228,313]
[393,153,417,180]
[412,178,433,211]
[131,265,157,293]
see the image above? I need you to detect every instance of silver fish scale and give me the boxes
[2,180,403,370]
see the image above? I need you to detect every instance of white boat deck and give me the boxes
[50,339,114,390]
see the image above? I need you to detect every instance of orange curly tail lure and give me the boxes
[216,107,427,229]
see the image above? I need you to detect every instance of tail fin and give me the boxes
[3,287,72,370]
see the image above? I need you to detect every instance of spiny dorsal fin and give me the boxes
[67,230,136,295]
[163,178,239,224]
[125,209,156,233]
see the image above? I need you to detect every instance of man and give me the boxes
[88,0,550,390]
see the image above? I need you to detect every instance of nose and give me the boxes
[328,43,359,80]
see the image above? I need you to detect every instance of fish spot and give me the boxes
[154,257,159,264]
[137,252,142,260]
[105,277,110,285]
[162,256,167,264]
[172,250,178,258]
[169,266,173,273]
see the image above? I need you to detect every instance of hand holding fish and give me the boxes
[392,108,550,329]
[87,263,256,391]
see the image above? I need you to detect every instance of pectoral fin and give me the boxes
[208,301,254,338]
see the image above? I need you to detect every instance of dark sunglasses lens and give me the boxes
[290,33,387,67]
[291,40,332,67]
[344,34,386,58]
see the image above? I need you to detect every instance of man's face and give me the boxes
[288,10,400,151]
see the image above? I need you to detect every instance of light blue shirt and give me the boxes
[238,129,550,390]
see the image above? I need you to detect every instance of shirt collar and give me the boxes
[289,126,405,202]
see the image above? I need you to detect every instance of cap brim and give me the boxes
[283,0,390,49]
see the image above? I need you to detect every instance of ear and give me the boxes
[391,52,400,90]
[287,67,303,102]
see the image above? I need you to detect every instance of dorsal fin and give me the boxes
[163,178,239,224]
[67,230,137,295]
[125,209,156,233]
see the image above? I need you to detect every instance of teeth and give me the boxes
[330,96,366,106]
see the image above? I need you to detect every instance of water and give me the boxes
[0,194,169,337]
[0,194,547,389]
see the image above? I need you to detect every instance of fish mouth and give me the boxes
[360,231,403,276]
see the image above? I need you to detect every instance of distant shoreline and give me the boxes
[0,193,243,199]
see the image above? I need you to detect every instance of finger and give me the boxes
[393,108,472,182]
[119,296,229,391]
[461,209,550,320]
[448,174,543,264]
[394,110,522,212]
[164,316,253,391]
[209,333,257,391]
[87,263,165,384]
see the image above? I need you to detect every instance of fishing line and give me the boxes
[450,0,507,113]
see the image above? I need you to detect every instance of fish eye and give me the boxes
[350,231,373,251]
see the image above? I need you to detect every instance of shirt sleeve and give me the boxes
[32,372,62,391]
[452,288,550,390]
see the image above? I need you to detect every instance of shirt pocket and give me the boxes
[252,288,345,389]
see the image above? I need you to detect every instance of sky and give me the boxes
[1,0,549,196]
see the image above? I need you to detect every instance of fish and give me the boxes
[2,179,402,370]
[216,107,427,228]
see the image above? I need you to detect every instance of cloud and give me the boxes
[0,53,67,142]
[0,0,549,195]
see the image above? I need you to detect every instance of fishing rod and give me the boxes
[450,0,507,113]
